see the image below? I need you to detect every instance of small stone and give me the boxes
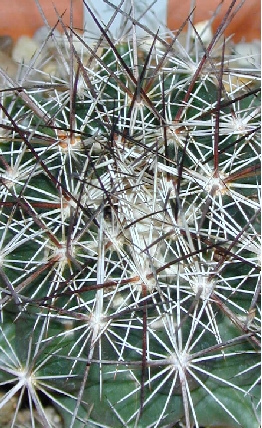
[33,26,61,50]
[0,391,18,425]
[60,30,87,55]
[0,50,18,80]
[12,35,40,65]
[41,60,59,79]
[234,40,261,68]
[0,35,14,56]
[192,20,213,45]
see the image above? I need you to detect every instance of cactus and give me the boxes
[0,0,260,427]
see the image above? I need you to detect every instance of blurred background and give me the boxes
[0,0,259,42]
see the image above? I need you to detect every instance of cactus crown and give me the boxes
[0,1,260,427]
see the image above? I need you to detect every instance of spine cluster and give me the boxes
[0,1,260,427]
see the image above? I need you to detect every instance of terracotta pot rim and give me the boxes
[0,0,260,43]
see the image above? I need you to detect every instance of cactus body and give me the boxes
[0,1,260,427]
